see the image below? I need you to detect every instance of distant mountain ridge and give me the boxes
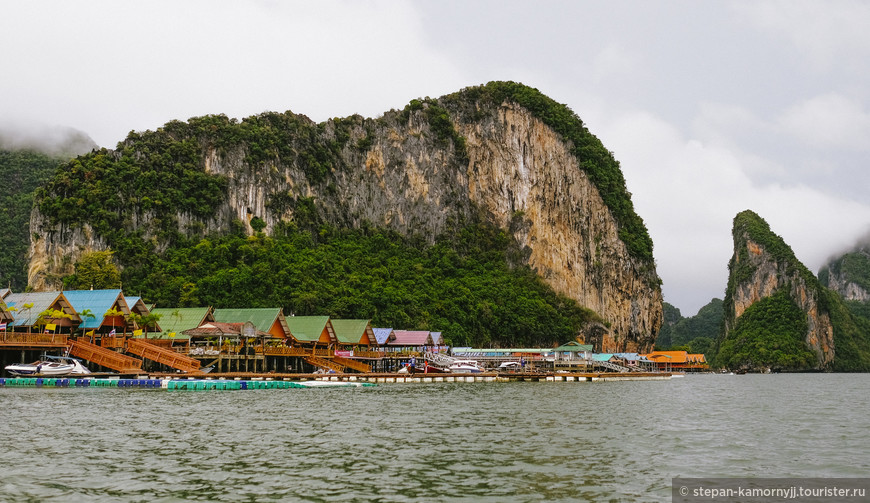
[656,299,722,358]
[819,240,870,302]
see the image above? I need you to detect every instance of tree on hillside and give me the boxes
[129,312,162,338]
[65,251,121,290]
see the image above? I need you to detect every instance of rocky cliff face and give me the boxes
[722,211,834,369]
[449,102,660,351]
[825,272,870,302]
[819,247,870,302]
[28,82,662,351]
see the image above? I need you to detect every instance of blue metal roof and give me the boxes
[430,332,444,345]
[5,292,65,326]
[372,328,393,345]
[63,289,127,329]
[613,352,641,360]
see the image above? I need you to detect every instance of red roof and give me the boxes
[388,330,431,346]
[182,322,269,337]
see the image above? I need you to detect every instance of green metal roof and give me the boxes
[285,316,330,343]
[213,308,283,334]
[148,307,214,340]
[553,341,594,353]
[331,319,372,344]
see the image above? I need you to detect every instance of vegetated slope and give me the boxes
[0,127,99,290]
[29,81,661,349]
[819,239,870,320]
[0,149,63,289]
[656,299,722,357]
[0,128,96,289]
[716,210,870,371]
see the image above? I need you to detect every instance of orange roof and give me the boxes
[644,351,688,364]
[687,353,707,363]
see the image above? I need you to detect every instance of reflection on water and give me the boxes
[2,374,869,502]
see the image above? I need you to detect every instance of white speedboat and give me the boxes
[5,355,91,377]
[448,360,484,373]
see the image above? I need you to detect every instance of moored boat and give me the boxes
[498,361,522,371]
[448,359,484,373]
[407,362,450,374]
[5,355,92,377]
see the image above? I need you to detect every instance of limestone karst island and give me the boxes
[2,82,870,384]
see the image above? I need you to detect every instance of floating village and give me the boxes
[0,288,709,390]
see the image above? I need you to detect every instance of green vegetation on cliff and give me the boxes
[823,289,870,371]
[717,290,816,371]
[0,149,65,289]
[36,136,228,237]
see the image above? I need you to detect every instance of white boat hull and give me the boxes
[5,357,91,377]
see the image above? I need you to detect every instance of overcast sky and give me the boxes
[3,0,870,315]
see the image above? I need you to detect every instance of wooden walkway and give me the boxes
[126,339,201,373]
[68,339,142,373]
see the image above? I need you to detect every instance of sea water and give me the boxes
[1,374,868,502]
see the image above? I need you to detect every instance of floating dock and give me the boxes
[0,377,374,389]
[0,371,670,390]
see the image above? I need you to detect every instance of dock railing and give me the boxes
[262,346,334,357]
[0,333,69,346]
[100,337,126,349]
[350,349,385,358]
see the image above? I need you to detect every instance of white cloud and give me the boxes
[591,45,636,84]
[778,93,870,150]
[734,0,870,73]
